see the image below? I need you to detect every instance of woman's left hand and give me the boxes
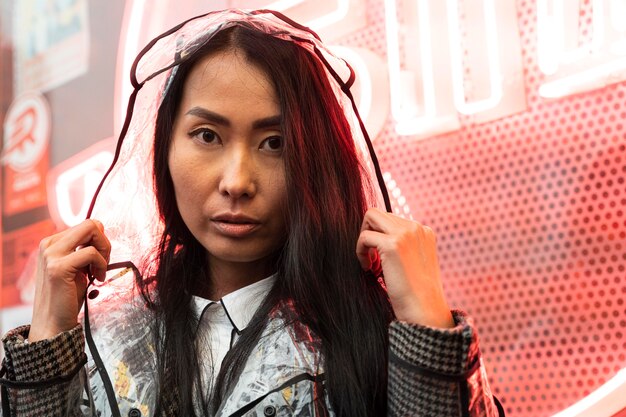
[356,208,455,328]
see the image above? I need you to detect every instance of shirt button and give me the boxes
[263,405,276,416]
[128,408,142,417]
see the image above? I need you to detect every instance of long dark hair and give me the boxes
[148,24,394,416]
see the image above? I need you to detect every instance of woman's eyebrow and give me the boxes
[252,115,281,130]
[186,107,230,126]
[185,107,280,130]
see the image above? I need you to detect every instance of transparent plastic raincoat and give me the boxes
[0,9,504,417]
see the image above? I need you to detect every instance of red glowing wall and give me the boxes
[366,1,626,416]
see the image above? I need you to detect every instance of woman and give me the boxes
[1,9,502,417]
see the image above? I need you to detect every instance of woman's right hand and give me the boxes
[29,219,111,342]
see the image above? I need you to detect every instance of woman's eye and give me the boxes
[190,128,220,145]
[260,136,284,153]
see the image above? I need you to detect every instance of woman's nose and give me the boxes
[218,147,257,199]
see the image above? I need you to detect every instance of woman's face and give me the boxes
[168,49,287,273]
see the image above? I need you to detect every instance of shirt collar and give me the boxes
[193,274,276,332]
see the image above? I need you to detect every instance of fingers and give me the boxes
[43,243,109,282]
[67,246,109,282]
[361,207,426,236]
[360,208,437,247]
[43,219,111,263]
[356,230,385,270]
[360,207,395,234]
[40,219,111,283]
[357,209,438,270]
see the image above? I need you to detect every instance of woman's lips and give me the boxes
[211,220,260,238]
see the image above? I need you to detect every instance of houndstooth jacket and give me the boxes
[1,288,500,417]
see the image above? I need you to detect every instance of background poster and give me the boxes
[12,0,90,94]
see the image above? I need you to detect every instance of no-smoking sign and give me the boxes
[2,92,51,172]
[2,91,51,215]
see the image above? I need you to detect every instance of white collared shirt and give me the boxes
[191,275,276,391]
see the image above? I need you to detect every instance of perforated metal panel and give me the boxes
[340,0,626,416]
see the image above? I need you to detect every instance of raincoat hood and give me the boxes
[86,8,391,270]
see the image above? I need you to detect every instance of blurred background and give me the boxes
[1,1,625,416]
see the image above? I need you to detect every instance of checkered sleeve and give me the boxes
[388,310,500,417]
[1,324,88,417]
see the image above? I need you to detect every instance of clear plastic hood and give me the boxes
[87,8,390,271]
